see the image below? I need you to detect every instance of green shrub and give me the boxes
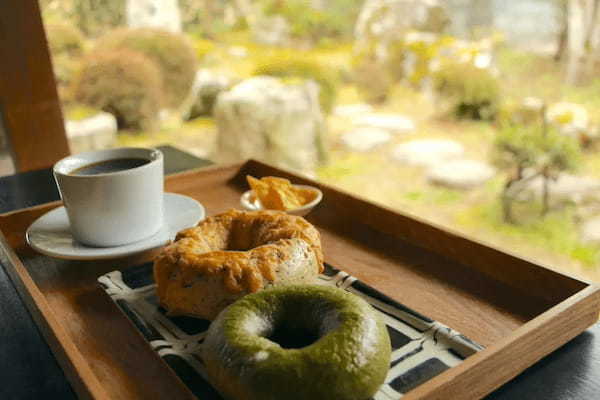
[96,28,197,107]
[351,48,394,104]
[73,50,163,130]
[74,0,126,37]
[434,61,500,120]
[46,23,85,56]
[254,54,339,113]
[262,0,362,42]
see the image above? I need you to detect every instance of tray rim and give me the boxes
[1,159,599,400]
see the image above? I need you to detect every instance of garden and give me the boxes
[41,0,600,282]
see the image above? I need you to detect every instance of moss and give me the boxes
[194,38,216,61]
[457,200,599,267]
[74,50,163,130]
[254,53,339,113]
[96,28,197,108]
[65,105,100,121]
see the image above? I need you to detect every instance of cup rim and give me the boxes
[53,147,163,178]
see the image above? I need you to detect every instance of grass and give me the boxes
[457,200,599,267]
[116,117,217,158]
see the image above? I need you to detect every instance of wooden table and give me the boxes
[0,145,598,399]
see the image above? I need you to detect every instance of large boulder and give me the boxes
[186,69,232,119]
[214,76,326,175]
[355,0,449,47]
[126,0,181,32]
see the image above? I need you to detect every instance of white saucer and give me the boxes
[26,193,205,260]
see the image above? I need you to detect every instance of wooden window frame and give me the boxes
[0,0,70,172]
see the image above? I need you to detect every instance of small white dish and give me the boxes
[26,193,205,260]
[240,184,323,217]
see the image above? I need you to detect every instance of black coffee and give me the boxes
[70,157,150,175]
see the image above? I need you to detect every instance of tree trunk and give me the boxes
[565,0,600,84]
[555,0,569,61]
[541,166,550,216]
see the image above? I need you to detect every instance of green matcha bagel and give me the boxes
[202,284,391,400]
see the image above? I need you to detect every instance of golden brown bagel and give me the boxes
[154,209,324,320]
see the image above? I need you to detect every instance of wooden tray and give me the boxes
[1,159,599,400]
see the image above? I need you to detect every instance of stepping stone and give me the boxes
[581,216,600,244]
[392,139,464,167]
[340,128,391,151]
[354,113,415,134]
[427,159,496,189]
[334,103,373,118]
[517,172,600,205]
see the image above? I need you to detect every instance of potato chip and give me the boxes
[247,175,308,211]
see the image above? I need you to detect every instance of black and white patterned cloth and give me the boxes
[99,263,483,399]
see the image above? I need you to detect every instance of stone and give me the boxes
[65,112,118,154]
[340,128,391,152]
[392,139,464,167]
[214,76,326,175]
[354,114,415,134]
[581,216,600,244]
[126,0,182,33]
[252,15,290,46]
[228,46,248,58]
[333,103,373,118]
[517,172,600,206]
[186,69,231,119]
[355,0,449,47]
[546,102,589,140]
[427,159,496,189]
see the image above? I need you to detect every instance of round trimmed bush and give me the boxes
[352,48,394,104]
[46,23,84,56]
[95,28,197,108]
[253,54,339,113]
[73,50,163,130]
[433,61,500,120]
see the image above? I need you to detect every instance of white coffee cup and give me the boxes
[53,147,164,247]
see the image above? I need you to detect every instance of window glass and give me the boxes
[0,115,16,177]
[40,0,600,281]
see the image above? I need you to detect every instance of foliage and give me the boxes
[53,54,80,101]
[493,116,581,223]
[351,46,394,104]
[65,104,101,121]
[262,0,363,43]
[96,28,198,108]
[74,0,125,37]
[434,61,500,120]
[73,50,164,130]
[494,121,581,172]
[193,38,217,61]
[45,23,84,56]
[254,53,339,113]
